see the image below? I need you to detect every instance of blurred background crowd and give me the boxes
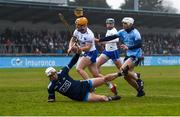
[1,28,180,55]
[0,0,180,56]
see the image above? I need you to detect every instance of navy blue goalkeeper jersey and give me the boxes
[47,54,92,101]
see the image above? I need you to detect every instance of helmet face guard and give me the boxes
[45,67,56,77]
[106,23,114,30]
[106,18,115,29]
[121,17,134,29]
[76,25,87,32]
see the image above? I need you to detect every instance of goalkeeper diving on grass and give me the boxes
[45,46,130,102]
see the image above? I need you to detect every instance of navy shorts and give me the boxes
[82,80,93,101]
[124,56,141,66]
[80,80,93,101]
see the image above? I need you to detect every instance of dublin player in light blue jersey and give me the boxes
[99,17,145,97]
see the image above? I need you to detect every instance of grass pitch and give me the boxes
[0,66,180,116]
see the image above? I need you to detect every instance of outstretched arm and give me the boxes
[67,53,80,69]
[47,82,56,102]
[99,34,119,42]
[61,54,80,73]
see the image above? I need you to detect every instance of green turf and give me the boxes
[0,66,180,116]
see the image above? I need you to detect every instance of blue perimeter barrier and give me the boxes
[143,56,180,66]
[0,56,72,68]
[0,56,180,68]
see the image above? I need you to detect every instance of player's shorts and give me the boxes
[59,78,93,101]
[124,56,141,66]
[83,50,98,63]
[82,80,93,102]
[102,49,120,61]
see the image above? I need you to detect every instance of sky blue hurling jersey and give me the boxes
[118,28,142,58]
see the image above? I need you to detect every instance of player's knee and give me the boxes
[120,66,129,76]
[103,75,110,83]
[97,65,100,70]
[76,67,83,73]
[97,63,102,69]
[96,62,99,67]
[92,73,100,77]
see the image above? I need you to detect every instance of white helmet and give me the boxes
[106,18,115,24]
[122,17,134,25]
[45,67,56,77]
